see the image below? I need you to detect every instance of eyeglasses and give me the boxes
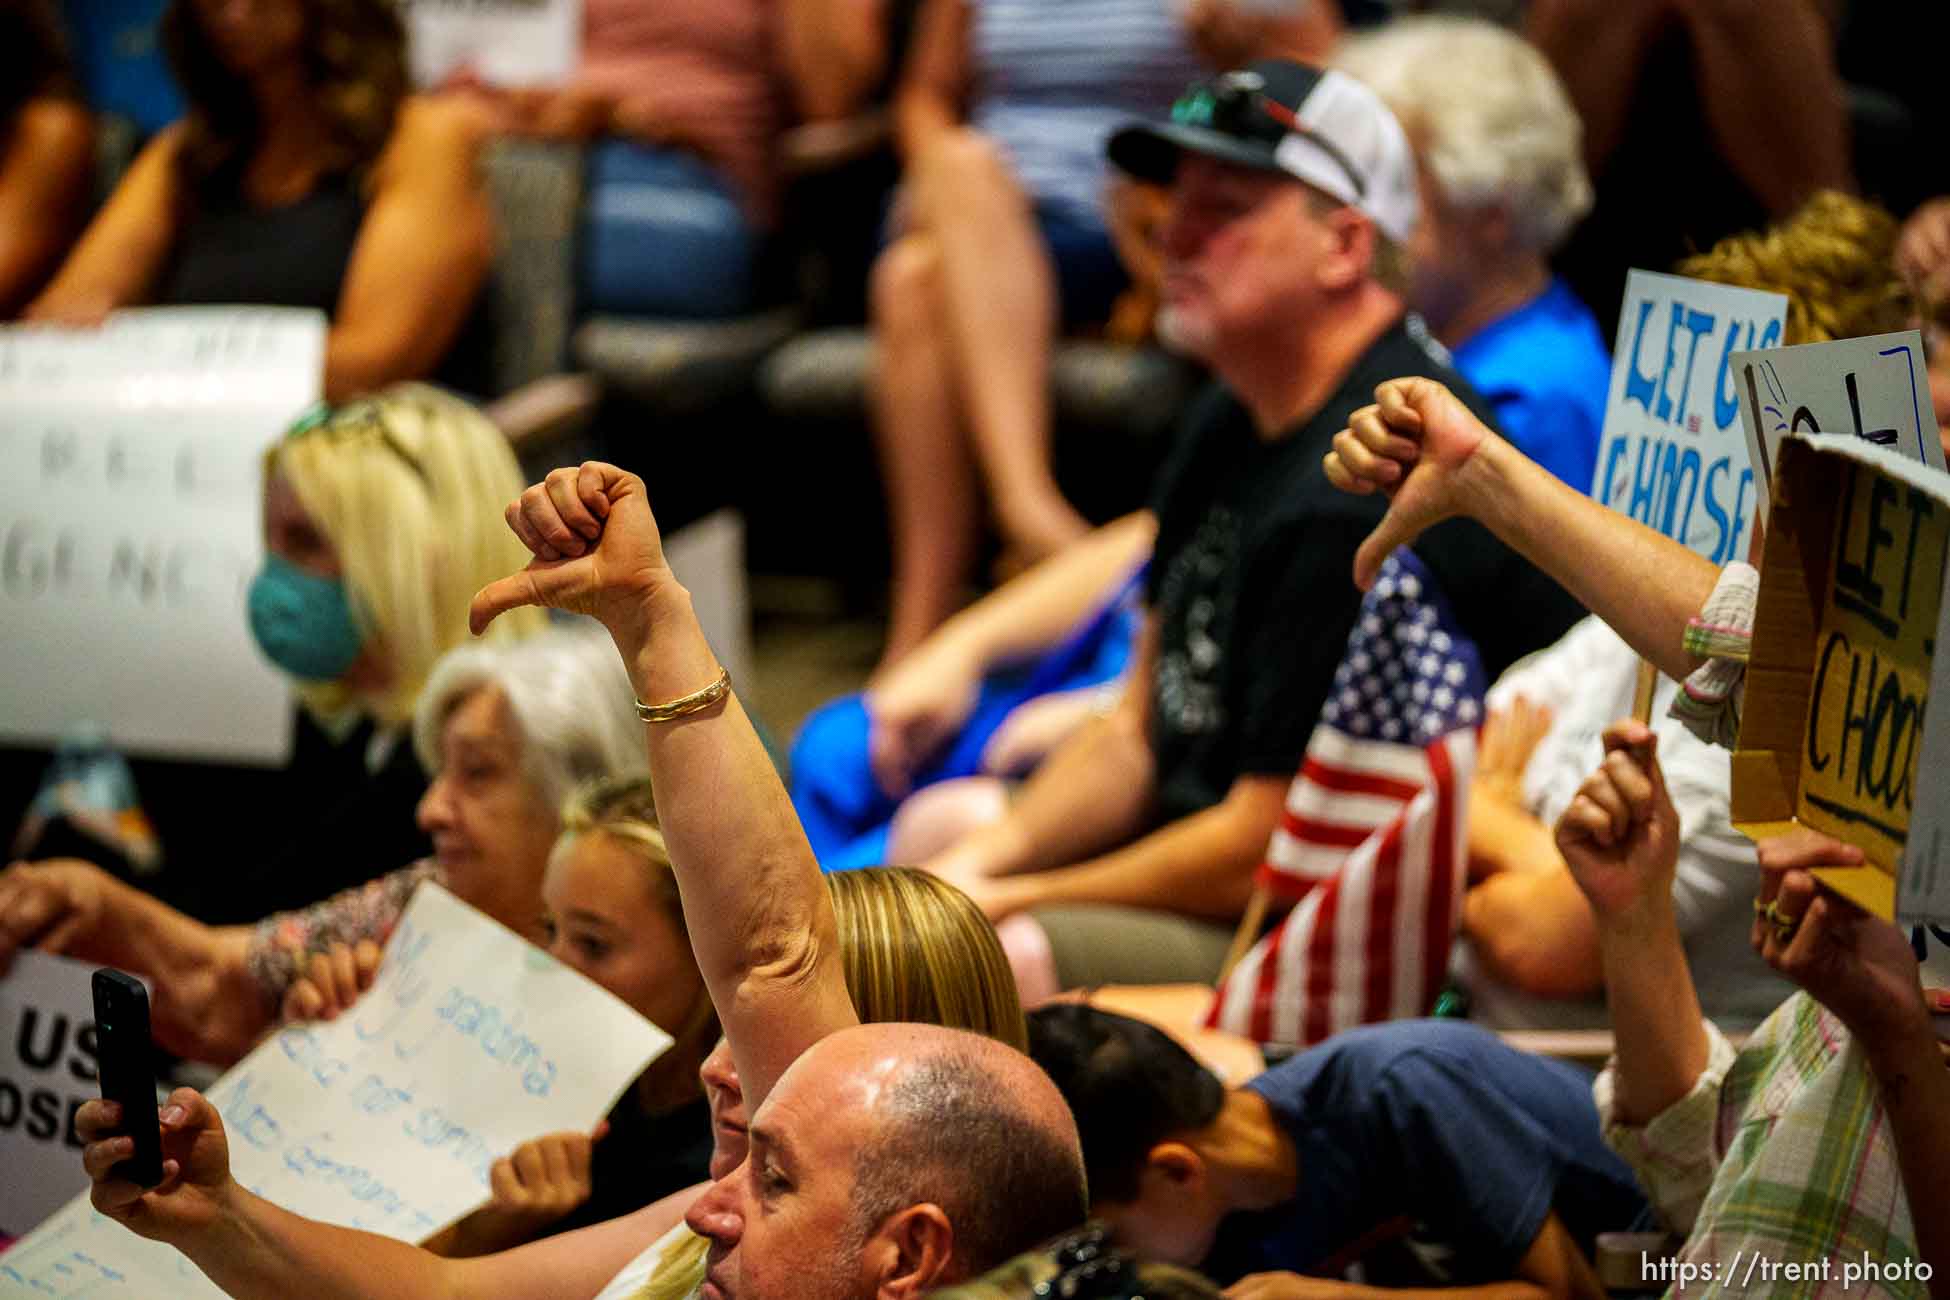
[1170,70,1368,202]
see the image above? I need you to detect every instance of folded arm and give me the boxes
[470,464,857,1113]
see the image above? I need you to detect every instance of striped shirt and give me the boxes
[969,0,1201,226]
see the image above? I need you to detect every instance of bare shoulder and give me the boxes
[376,95,489,177]
[12,97,94,158]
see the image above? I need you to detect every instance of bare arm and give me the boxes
[79,1082,700,1300]
[197,1186,693,1300]
[892,0,967,163]
[471,465,857,1114]
[1328,379,1719,683]
[933,512,1154,672]
[322,98,493,400]
[923,614,1162,880]
[0,859,267,1064]
[1463,863,1603,1002]
[867,513,1152,795]
[0,99,93,318]
[24,126,185,323]
[1552,724,1708,1126]
[988,773,1288,921]
[777,0,891,121]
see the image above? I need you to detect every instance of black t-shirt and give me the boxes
[1145,319,1583,823]
[555,1093,715,1235]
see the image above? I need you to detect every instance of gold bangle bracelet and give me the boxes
[635,667,732,724]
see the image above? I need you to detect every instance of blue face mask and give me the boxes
[247,553,365,682]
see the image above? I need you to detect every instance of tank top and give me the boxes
[156,169,497,396]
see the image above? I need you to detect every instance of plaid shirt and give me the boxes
[1595,996,1919,1297]
[1594,562,1927,1296]
[1669,561,1759,750]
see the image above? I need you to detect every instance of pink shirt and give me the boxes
[577,0,787,222]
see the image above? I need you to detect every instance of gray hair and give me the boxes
[1335,16,1592,255]
[412,621,646,816]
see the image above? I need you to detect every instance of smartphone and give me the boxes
[91,968,164,1187]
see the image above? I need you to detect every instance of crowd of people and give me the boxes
[4,0,1950,1296]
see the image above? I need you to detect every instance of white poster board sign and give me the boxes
[403,0,582,87]
[1591,271,1789,564]
[1732,329,1946,520]
[1,883,669,1295]
[0,307,325,764]
[0,952,103,1237]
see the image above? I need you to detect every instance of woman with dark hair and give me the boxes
[25,0,493,401]
[0,0,92,317]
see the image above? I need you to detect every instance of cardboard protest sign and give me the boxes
[1592,271,1789,564]
[1732,329,1945,520]
[1731,433,1950,920]
[0,952,108,1237]
[403,0,582,87]
[0,307,324,765]
[1,883,668,1295]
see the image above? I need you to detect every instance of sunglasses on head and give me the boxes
[283,399,430,485]
[1169,70,1368,203]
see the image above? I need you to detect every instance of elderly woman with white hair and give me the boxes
[1335,16,1609,492]
[0,623,644,1065]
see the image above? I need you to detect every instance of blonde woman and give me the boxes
[8,383,542,926]
[440,851,1030,1275]
[59,850,1035,1295]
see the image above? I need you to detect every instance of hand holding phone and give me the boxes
[91,968,163,1187]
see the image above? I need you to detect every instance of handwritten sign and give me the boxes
[402,0,582,87]
[0,953,107,1237]
[1591,271,1788,563]
[1731,433,1950,920]
[1732,330,1946,520]
[1,883,669,1294]
[0,308,325,764]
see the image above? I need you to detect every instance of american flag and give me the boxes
[1206,549,1486,1046]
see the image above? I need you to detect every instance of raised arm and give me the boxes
[470,464,858,1113]
[0,859,266,1064]
[1552,722,1708,1125]
[1327,378,1719,682]
[322,98,493,401]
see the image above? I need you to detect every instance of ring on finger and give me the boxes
[1764,901,1801,940]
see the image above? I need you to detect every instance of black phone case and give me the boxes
[91,969,164,1187]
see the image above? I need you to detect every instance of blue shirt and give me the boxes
[1203,1020,1649,1285]
[1454,278,1611,494]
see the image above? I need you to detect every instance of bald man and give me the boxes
[76,463,1086,1300]
[687,1023,1086,1300]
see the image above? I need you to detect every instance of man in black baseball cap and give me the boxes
[917,61,1582,1001]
